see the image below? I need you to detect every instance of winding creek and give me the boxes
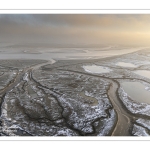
[108,82,132,136]
[58,68,138,136]
[1,55,150,136]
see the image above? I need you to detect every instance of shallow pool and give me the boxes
[116,62,137,68]
[134,70,150,79]
[82,65,112,74]
[121,81,150,104]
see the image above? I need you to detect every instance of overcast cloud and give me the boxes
[0,14,150,46]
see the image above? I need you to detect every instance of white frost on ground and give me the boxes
[54,127,78,136]
[145,86,150,92]
[136,118,150,130]
[97,109,116,136]
[59,95,107,134]
[23,72,29,81]
[50,58,56,64]
[132,124,150,136]
[118,87,150,116]
[47,89,112,135]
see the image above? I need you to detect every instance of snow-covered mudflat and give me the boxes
[116,62,137,68]
[1,47,150,136]
[82,65,112,74]
[134,70,150,79]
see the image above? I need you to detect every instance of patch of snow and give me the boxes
[82,65,112,74]
[97,109,116,136]
[23,73,29,81]
[136,118,150,130]
[116,62,137,68]
[132,124,149,136]
[145,86,150,92]
[54,128,78,136]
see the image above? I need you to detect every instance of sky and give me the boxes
[0,14,150,47]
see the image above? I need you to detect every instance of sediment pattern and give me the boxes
[1,49,150,136]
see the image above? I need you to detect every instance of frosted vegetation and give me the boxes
[1,49,150,136]
[0,61,117,136]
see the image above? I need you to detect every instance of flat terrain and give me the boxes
[1,48,150,136]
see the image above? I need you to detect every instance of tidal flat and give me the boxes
[1,46,150,136]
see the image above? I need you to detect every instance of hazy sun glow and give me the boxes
[0,14,150,46]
